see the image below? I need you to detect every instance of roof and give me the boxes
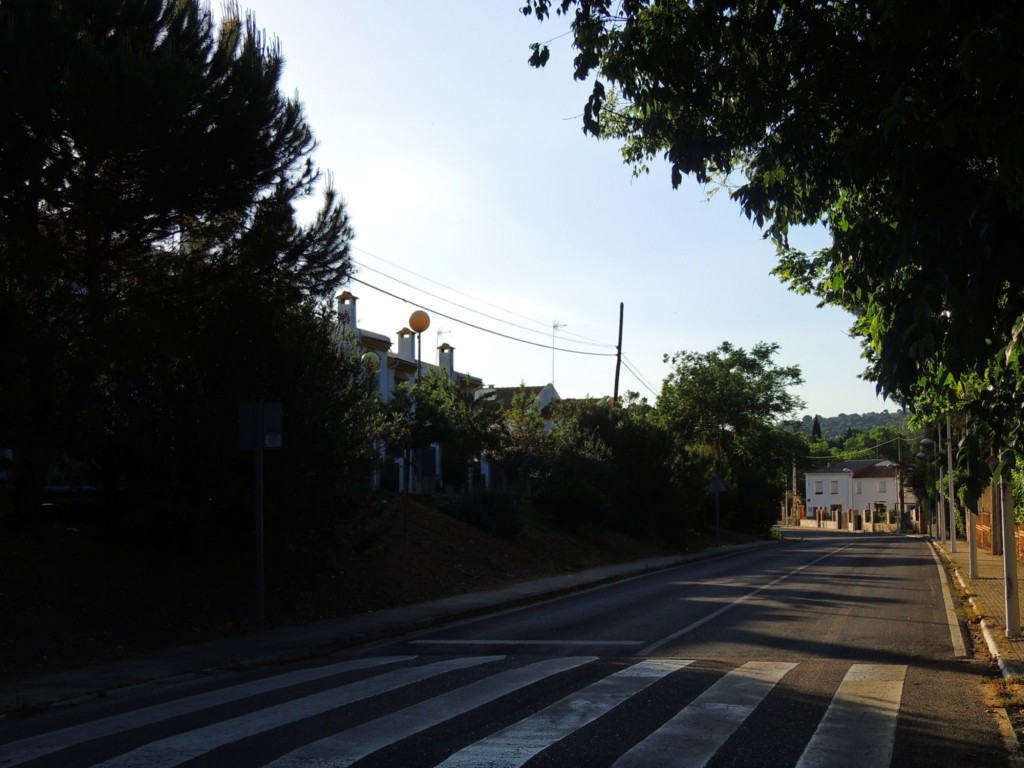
[806,459,900,478]
[475,384,560,417]
[855,462,900,478]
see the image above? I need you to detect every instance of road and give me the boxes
[0,531,1014,767]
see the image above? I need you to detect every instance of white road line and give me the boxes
[612,661,797,768]
[795,663,907,768]
[0,656,412,767]
[90,656,503,768]
[641,545,855,655]
[927,544,968,657]
[411,639,645,646]
[266,656,599,767]
[437,659,693,768]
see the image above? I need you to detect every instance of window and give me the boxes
[878,480,887,494]
[830,480,839,495]
[855,481,863,495]
[814,480,823,494]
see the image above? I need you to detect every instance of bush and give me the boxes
[441,489,524,539]
[532,476,612,531]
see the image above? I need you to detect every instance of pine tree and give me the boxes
[0,0,355,517]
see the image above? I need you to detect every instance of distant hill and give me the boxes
[800,411,909,439]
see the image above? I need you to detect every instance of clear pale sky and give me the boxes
[235,1,891,418]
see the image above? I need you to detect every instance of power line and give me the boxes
[621,357,660,398]
[349,277,617,358]
[353,259,613,349]
[622,354,661,397]
[352,247,616,349]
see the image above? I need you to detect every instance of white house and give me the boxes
[804,459,918,531]
[335,291,482,494]
[335,291,481,398]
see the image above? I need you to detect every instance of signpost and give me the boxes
[240,401,282,627]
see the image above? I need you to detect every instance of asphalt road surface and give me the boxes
[0,531,1014,767]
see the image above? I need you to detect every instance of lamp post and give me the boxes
[407,310,430,507]
[409,310,430,382]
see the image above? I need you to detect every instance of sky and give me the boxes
[234,1,892,419]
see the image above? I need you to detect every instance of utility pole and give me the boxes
[613,302,624,403]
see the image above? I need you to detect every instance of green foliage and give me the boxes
[386,371,500,491]
[544,395,690,542]
[0,1,363,535]
[442,489,524,539]
[523,0,1024,453]
[659,342,804,444]
[801,412,908,440]
[490,384,554,490]
[657,342,804,534]
[532,476,612,531]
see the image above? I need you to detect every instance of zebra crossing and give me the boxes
[0,655,907,768]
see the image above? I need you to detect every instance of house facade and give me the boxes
[336,291,480,398]
[335,291,482,494]
[803,459,919,532]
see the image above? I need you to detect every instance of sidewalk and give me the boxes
[934,538,1024,678]
[0,542,773,714]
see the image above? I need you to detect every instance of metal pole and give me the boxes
[946,415,956,552]
[1002,477,1020,636]
[967,418,977,577]
[254,404,265,627]
[994,475,1004,556]
[936,427,946,544]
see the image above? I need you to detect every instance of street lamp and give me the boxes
[406,310,431,510]
[409,310,430,382]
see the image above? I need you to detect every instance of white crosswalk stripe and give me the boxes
[796,664,907,768]
[612,661,797,768]
[0,657,914,768]
[90,656,502,768]
[437,659,694,768]
[266,656,598,768]
[0,655,411,766]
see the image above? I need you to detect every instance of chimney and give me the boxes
[438,343,454,380]
[396,327,415,361]
[336,291,357,329]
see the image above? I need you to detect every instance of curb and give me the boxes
[948,552,1024,680]
[224,540,778,672]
